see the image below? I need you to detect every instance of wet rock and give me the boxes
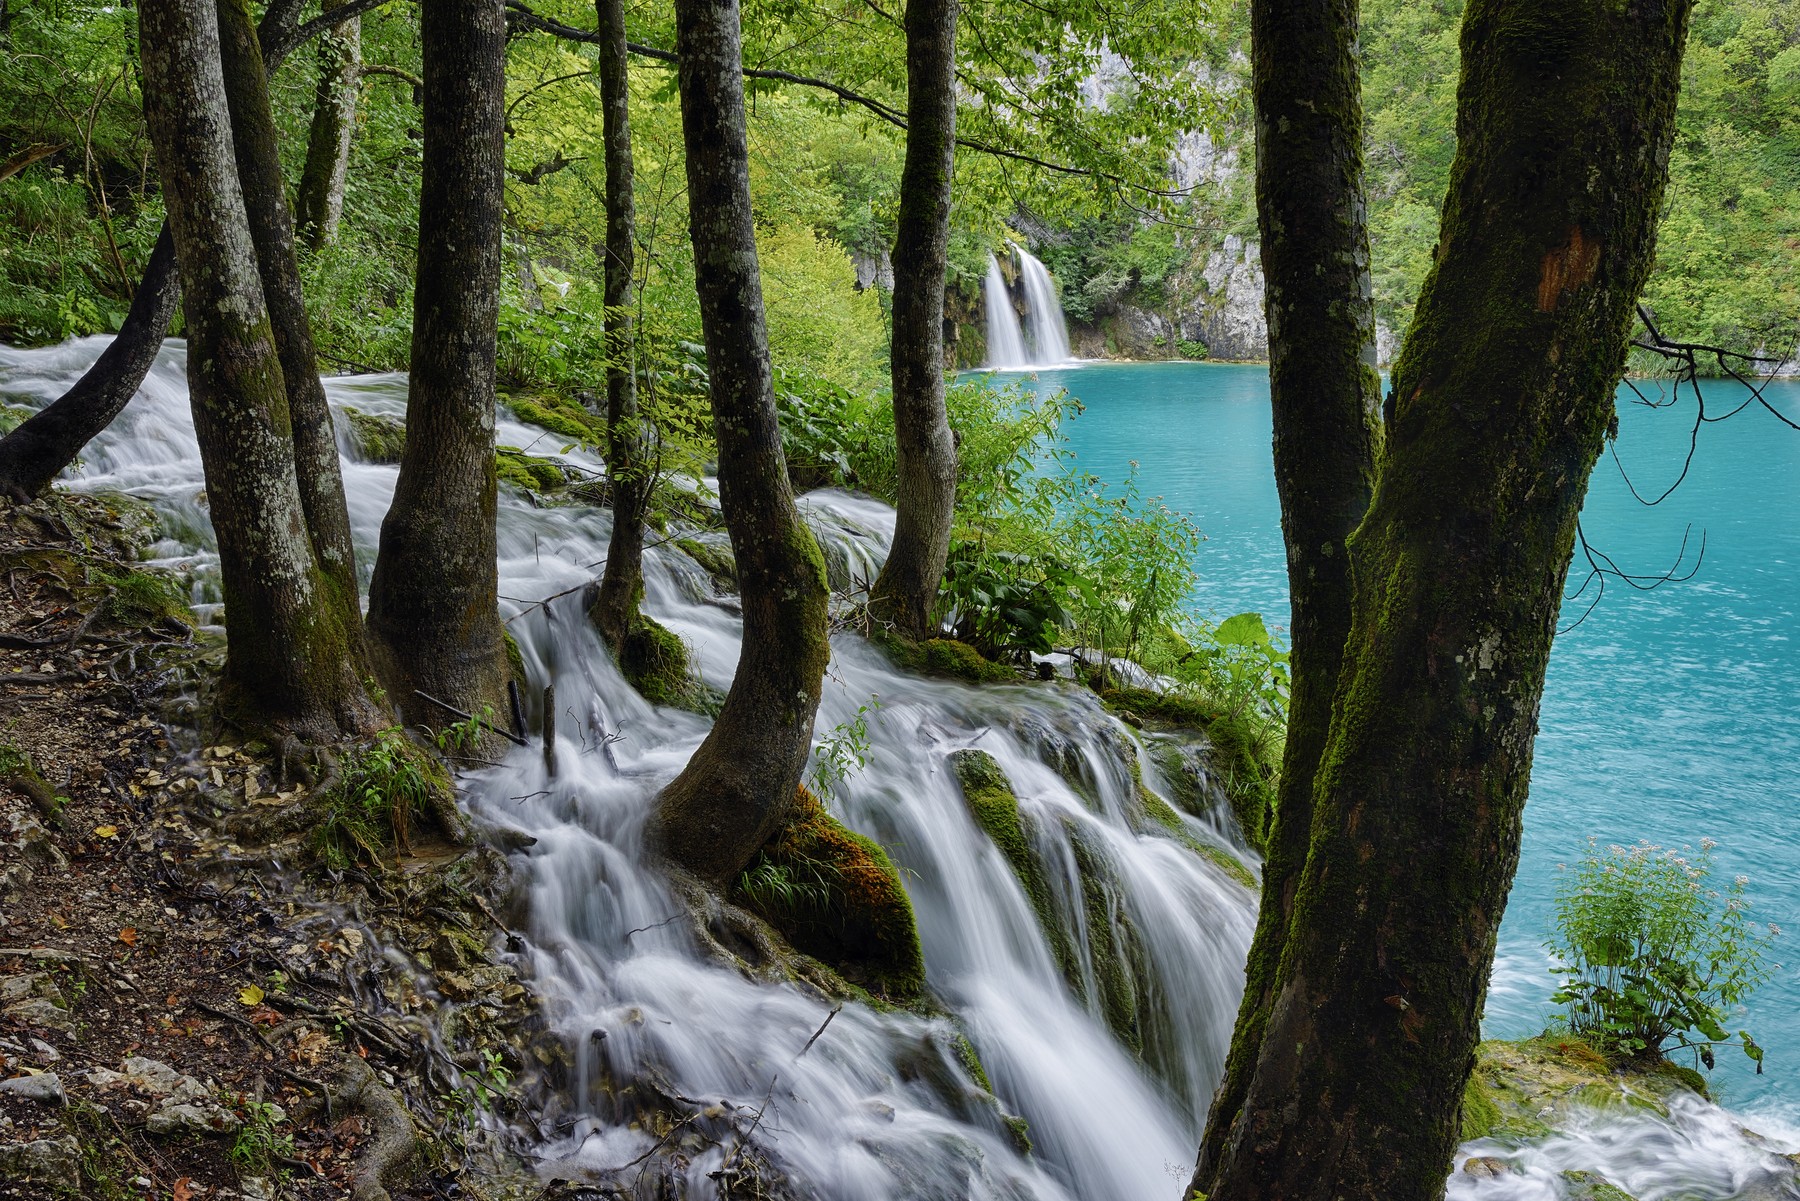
[0,1134,80,1184]
[1560,1169,1639,1201]
[0,1070,65,1106]
[1462,1155,1510,1177]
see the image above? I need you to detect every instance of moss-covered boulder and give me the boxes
[1460,1035,1711,1146]
[675,536,736,591]
[1098,685,1275,852]
[503,392,606,445]
[734,788,925,1003]
[496,447,569,493]
[878,633,1015,684]
[342,406,407,463]
[949,750,1075,978]
[98,566,193,628]
[586,600,719,715]
[1065,819,1151,1056]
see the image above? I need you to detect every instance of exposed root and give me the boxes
[293,1055,421,1201]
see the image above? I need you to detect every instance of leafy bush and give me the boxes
[312,728,445,868]
[1548,839,1778,1070]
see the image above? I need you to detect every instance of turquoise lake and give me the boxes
[1008,360,1800,1117]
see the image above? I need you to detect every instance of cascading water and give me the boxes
[3,335,1797,1199]
[984,253,1029,370]
[983,246,1072,370]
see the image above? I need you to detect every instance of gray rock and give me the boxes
[146,1101,238,1136]
[0,1071,65,1106]
[0,1134,80,1183]
[89,1056,239,1136]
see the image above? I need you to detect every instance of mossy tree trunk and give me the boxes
[644,0,831,882]
[588,0,649,654]
[865,0,957,639]
[365,0,511,724]
[1196,2,1693,1197]
[0,225,179,502]
[1192,0,1382,1181]
[138,0,380,739]
[293,0,360,250]
[215,0,366,627]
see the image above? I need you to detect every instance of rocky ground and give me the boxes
[0,492,553,1201]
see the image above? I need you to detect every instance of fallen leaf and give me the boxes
[238,984,266,1006]
[173,1177,194,1201]
[93,825,118,839]
[117,927,137,947]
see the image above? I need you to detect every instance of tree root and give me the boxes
[294,1056,421,1201]
[225,749,341,844]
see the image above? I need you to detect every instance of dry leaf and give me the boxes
[93,825,118,839]
[173,1177,194,1201]
[117,927,138,947]
[238,984,266,1006]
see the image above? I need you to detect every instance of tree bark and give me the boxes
[1199,1,1693,1197]
[587,0,648,654]
[364,0,511,724]
[293,0,360,250]
[138,0,379,739]
[215,0,366,624]
[0,226,179,501]
[865,0,958,639]
[643,0,831,882]
[1191,0,1381,1184]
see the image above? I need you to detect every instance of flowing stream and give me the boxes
[2,337,1797,1199]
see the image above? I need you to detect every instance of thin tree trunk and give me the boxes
[0,226,179,501]
[1201,1,1693,1196]
[364,0,511,724]
[866,0,957,639]
[1191,0,1381,1184]
[215,0,365,621]
[588,0,648,653]
[138,0,378,739]
[643,0,831,882]
[293,0,360,250]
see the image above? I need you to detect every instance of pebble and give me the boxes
[0,1070,64,1106]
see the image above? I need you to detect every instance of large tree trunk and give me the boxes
[138,0,379,740]
[215,0,365,622]
[643,0,831,882]
[0,226,179,502]
[364,0,511,724]
[1200,1,1692,1197]
[293,0,360,250]
[587,0,649,654]
[865,0,957,639]
[1191,0,1382,1184]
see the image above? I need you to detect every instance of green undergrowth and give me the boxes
[96,566,191,627]
[734,787,925,1003]
[311,727,456,869]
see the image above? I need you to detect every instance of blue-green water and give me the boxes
[1012,360,1800,1116]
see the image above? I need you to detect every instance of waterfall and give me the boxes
[1015,246,1072,366]
[3,335,1793,1201]
[984,253,1029,370]
[984,246,1072,370]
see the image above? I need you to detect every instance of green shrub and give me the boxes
[1548,839,1777,1070]
[1176,339,1209,360]
[312,729,448,868]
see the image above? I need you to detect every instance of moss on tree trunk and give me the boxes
[642,0,831,882]
[1198,2,1694,1196]
[293,0,359,250]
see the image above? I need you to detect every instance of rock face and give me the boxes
[1183,235,1269,361]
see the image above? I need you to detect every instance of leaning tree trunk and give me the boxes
[293,0,359,250]
[138,0,380,739]
[0,225,178,501]
[587,0,649,654]
[364,0,511,724]
[1191,0,1382,1185]
[1199,1,1693,1197]
[865,0,958,639]
[643,0,831,882]
[215,0,364,620]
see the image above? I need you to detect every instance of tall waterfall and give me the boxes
[984,245,1072,370]
[984,253,1028,369]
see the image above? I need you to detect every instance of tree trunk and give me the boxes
[587,0,648,654]
[293,0,360,250]
[138,0,379,739]
[1200,2,1693,1197]
[0,225,179,502]
[1191,0,1381,1184]
[215,0,365,623]
[364,0,511,724]
[865,0,957,639]
[643,0,831,883]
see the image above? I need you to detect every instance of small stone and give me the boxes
[1462,1156,1510,1178]
[0,1071,64,1106]
[146,1101,239,1136]
[30,1038,60,1064]
[0,1135,80,1183]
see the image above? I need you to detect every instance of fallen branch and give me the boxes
[411,689,528,747]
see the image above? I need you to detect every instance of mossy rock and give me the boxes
[0,404,33,436]
[504,392,606,445]
[1098,685,1275,852]
[97,566,192,628]
[1560,1170,1640,1201]
[879,632,1014,684]
[734,787,926,1003]
[675,536,736,591]
[949,749,1075,981]
[342,406,407,463]
[1135,783,1257,889]
[1462,1036,1709,1148]
[501,626,528,691]
[595,608,719,715]
[1065,818,1149,1055]
[496,447,569,493]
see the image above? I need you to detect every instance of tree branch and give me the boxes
[265,0,398,71]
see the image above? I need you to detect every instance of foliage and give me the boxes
[1547,839,1778,1068]
[311,728,444,868]
[227,1099,294,1177]
[808,696,881,803]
